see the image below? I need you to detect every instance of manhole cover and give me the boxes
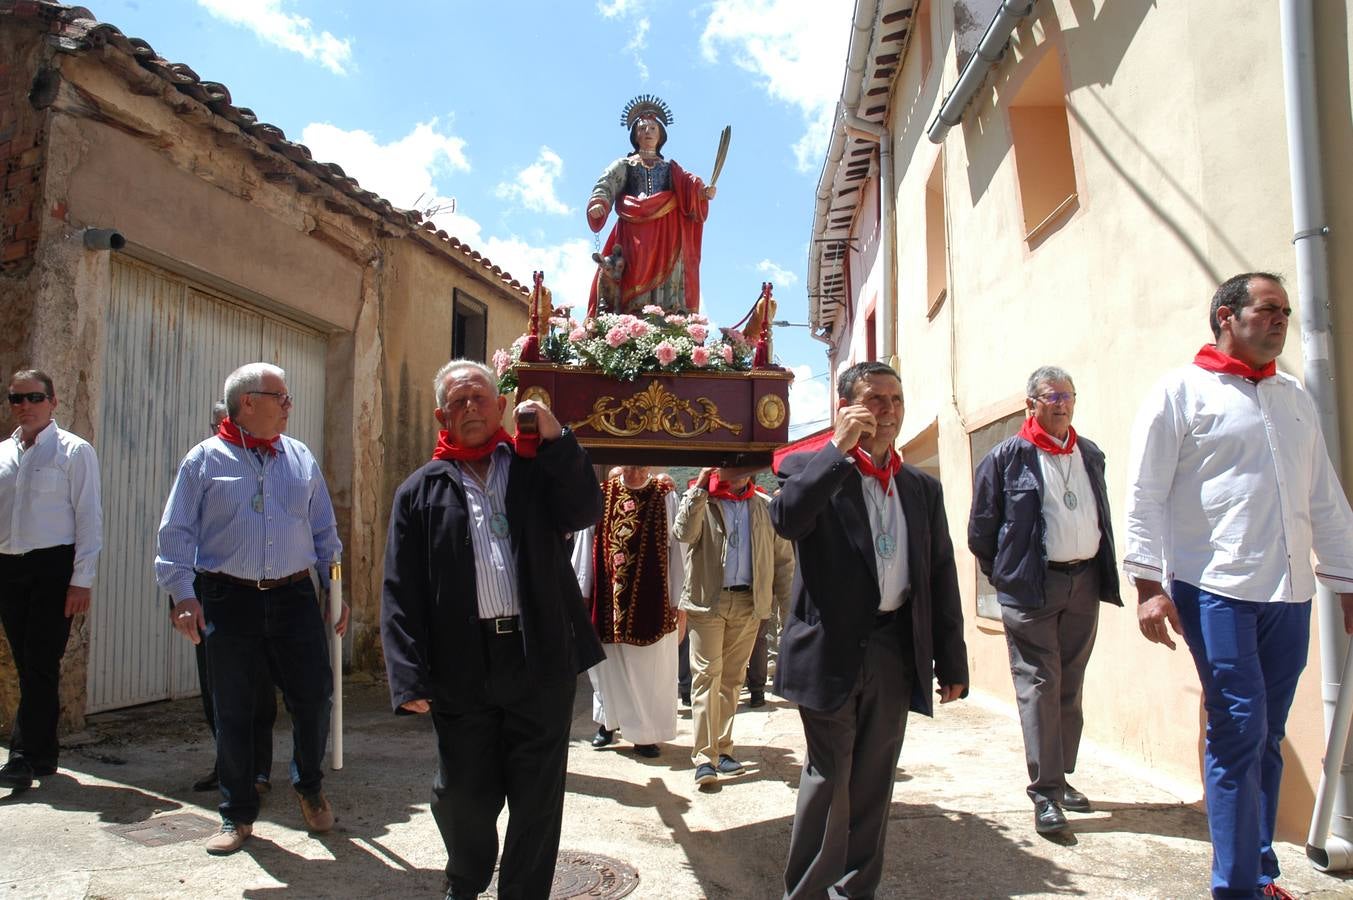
[105,812,219,847]
[550,850,639,899]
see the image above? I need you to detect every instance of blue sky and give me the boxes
[93,0,851,435]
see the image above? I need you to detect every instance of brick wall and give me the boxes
[0,14,49,276]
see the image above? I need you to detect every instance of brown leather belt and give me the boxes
[200,570,310,591]
[1048,559,1093,574]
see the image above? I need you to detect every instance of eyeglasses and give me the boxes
[248,391,293,406]
[8,392,50,405]
[1035,391,1076,405]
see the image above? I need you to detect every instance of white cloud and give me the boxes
[595,1,651,81]
[197,0,354,75]
[597,0,640,17]
[700,0,851,172]
[788,364,830,432]
[626,18,651,81]
[495,147,573,216]
[756,258,799,287]
[299,119,469,213]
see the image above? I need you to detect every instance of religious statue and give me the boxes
[586,95,720,317]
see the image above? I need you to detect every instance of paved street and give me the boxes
[2,674,1351,899]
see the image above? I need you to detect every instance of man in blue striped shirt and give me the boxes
[155,362,347,856]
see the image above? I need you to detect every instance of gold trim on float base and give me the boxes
[756,394,787,429]
[570,382,744,438]
[519,386,552,407]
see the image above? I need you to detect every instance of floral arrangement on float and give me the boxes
[494,303,754,394]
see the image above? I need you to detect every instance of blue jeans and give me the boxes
[1172,581,1310,899]
[201,575,332,826]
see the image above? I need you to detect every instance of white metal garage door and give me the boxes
[89,256,329,713]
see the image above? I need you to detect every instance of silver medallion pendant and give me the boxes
[1063,490,1079,510]
[251,493,265,513]
[875,533,897,559]
[490,512,511,538]
[727,529,740,548]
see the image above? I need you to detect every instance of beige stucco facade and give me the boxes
[813,0,1353,840]
[0,6,527,728]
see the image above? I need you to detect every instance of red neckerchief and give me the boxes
[432,427,514,462]
[1193,344,1276,381]
[849,446,901,493]
[708,473,756,502]
[1018,416,1077,456]
[217,417,280,457]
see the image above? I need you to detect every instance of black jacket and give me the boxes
[967,434,1122,611]
[380,430,605,712]
[770,443,968,716]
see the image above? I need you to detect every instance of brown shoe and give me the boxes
[298,791,334,833]
[205,822,252,855]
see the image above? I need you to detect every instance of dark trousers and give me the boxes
[1000,565,1100,804]
[431,632,576,900]
[746,617,771,691]
[199,575,332,826]
[678,632,691,697]
[0,545,76,770]
[1173,581,1310,899]
[190,576,277,781]
[784,613,915,900]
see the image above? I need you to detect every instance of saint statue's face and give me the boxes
[634,118,662,152]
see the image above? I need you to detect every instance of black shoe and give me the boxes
[0,759,34,791]
[1062,785,1091,813]
[591,726,616,749]
[632,744,661,758]
[1034,799,1068,834]
[680,690,691,706]
[192,768,219,792]
[716,754,744,775]
[694,763,718,786]
[748,691,766,708]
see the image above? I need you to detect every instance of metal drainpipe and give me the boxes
[1279,0,1353,872]
[842,115,894,364]
[927,0,1034,144]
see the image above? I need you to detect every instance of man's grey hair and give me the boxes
[211,400,228,421]
[1026,365,1075,399]
[224,363,285,417]
[433,359,498,409]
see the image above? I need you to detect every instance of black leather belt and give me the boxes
[723,584,752,593]
[481,615,520,635]
[874,609,900,629]
[201,570,309,591]
[1048,559,1093,574]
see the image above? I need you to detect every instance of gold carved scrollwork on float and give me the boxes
[519,386,551,407]
[756,394,786,429]
[570,382,744,438]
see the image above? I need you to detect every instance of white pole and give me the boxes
[329,559,344,770]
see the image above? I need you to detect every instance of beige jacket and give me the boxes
[672,486,794,619]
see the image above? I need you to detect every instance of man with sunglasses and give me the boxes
[1126,273,1353,899]
[968,366,1120,836]
[155,362,347,855]
[0,369,102,792]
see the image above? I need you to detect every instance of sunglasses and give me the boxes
[8,392,50,405]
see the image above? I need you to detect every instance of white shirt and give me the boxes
[859,459,910,612]
[1037,441,1101,562]
[1124,365,1353,603]
[0,419,103,587]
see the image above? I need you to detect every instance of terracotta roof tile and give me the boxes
[0,0,529,297]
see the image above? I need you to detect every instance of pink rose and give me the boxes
[612,552,626,567]
[642,304,665,316]
[688,313,709,325]
[548,316,568,329]
[686,324,708,342]
[628,320,650,339]
[622,499,635,512]
[569,327,587,343]
[492,349,512,375]
[606,325,629,348]
[664,314,688,326]
[655,341,678,366]
[691,346,711,367]
[726,328,746,346]
[721,344,734,364]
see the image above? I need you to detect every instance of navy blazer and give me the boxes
[381,430,605,712]
[771,442,968,716]
[967,434,1122,610]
